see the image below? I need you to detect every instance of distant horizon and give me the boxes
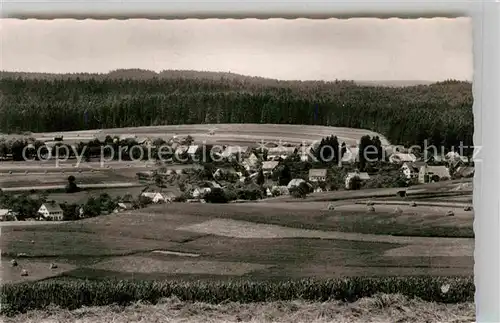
[0,68,468,85]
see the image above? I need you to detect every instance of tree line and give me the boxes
[0,74,473,150]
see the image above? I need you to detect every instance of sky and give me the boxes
[0,18,472,82]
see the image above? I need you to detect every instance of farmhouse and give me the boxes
[308,169,327,182]
[418,165,451,184]
[38,202,64,221]
[267,146,297,161]
[389,153,417,164]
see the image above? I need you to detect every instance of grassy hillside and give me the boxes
[0,69,472,150]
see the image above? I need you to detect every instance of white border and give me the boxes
[0,1,498,321]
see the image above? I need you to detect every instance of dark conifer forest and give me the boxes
[0,70,473,149]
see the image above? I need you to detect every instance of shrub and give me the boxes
[204,188,229,203]
[0,276,474,315]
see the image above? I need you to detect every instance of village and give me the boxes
[0,131,474,223]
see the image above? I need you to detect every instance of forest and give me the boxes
[0,70,473,150]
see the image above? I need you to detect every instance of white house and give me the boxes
[308,169,327,182]
[38,202,64,221]
[418,165,451,184]
[344,172,370,189]
[389,153,417,164]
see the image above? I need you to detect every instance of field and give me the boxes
[2,294,475,323]
[28,123,390,147]
[1,188,474,287]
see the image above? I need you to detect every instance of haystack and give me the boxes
[410,201,417,207]
[20,269,28,276]
[327,203,335,211]
[447,210,455,216]
[10,259,18,267]
[464,206,473,211]
[366,201,375,206]
[50,263,58,269]
[368,206,375,212]
[393,207,403,214]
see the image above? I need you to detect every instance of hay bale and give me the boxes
[10,259,18,267]
[393,207,403,214]
[368,206,375,212]
[20,269,28,276]
[327,203,335,211]
[49,263,58,269]
[447,210,455,216]
[410,201,417,207]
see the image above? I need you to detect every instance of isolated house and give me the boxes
[38,202,64,221]
[418,165,451,184]
[308,169,327,182]
[267,146,297,161]
[389,153,417,164]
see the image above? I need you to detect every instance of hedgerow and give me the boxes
[0,276,474,315]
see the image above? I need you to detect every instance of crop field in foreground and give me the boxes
[1,293,475,323]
